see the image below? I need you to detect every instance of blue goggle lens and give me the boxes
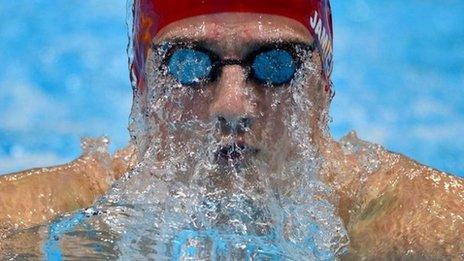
[166,46,299,87]
[167,48,212,85]
[252,49,297,86]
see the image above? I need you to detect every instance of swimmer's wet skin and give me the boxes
[0,138,137,236]
[1,0,464,259]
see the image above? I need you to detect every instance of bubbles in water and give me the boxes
[44,38,349,260]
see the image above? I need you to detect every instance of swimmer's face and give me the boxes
[136,13,330,174]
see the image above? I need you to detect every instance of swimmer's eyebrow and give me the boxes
[152,38,209,49]
[245,40,316,52]
[154,36,311,45]
[152,38,315,58]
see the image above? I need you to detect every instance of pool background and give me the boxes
[0,0,463,177]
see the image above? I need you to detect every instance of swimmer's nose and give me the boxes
[209,65,256,131]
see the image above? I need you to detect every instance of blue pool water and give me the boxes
[41,212,335,260]
[0,0,463,177]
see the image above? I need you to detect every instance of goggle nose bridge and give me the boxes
[210,59,253,82]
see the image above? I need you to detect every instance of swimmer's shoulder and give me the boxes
[333,131,464,259]
[0,139,137,233]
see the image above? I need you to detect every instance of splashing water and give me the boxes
[39,34,349,259]
[4,2,351,259]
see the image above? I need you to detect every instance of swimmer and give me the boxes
[1,0,463,259]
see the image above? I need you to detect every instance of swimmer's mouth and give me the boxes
[215,142,259,165]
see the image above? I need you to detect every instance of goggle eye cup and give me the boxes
[166,48,213,86]
[162,43,309,87]
[251,49,298,86]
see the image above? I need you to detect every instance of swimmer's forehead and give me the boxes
[153,13,313,57]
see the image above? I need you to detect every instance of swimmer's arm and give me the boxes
[0,143,136,233]
[345,154,464,259]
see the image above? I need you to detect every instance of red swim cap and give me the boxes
[132,0,333,93]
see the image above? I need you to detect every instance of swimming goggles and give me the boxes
[158,42,315,87]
